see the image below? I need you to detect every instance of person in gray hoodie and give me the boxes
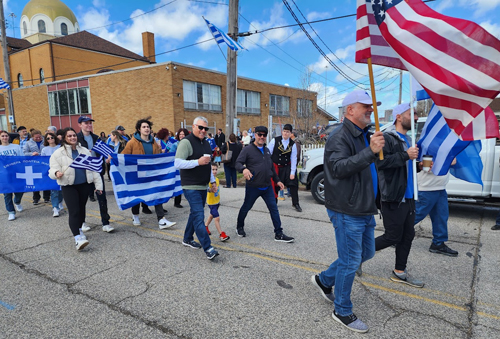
[23,129,50,205]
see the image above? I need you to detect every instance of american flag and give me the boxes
[92,139,113,158]
[204,18,244,51]
[69,154,102,172]
[366,0,500,138]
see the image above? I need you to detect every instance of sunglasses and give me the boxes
[196,125,209,131]
[46,137,54,140]
[256,133,267,137]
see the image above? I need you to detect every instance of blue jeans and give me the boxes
[319,210,376,316]
[51,190,63,209]
[415,190,448,246]
[4,192,24,214]
[237,185,283,235]
[223,164,237,188]
[496,209,500,226]
[183,189,212,251]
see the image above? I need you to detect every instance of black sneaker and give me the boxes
[310,275,334,303]
[491,224,500,230]
[89,196,96,202]
[332,311,368,333]
[182,240,202,249]
[429,243,458,257]
[293,204,302,212]
[33,199,40,205]
[275,233,294,243]
[44,199,50,203]
[236,227,246,237]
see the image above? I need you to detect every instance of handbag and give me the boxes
[221,142,233,163]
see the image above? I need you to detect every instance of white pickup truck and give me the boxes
[299,118,500,204]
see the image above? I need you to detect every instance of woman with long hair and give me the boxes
[49,127,103,251]
[0,130,24,221]
[221,133,242,188]
[41,132,63,217]
[106,130,127,180]
[172,128,189,208]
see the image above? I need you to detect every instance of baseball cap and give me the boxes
[78,116,94,123]
[254,126,268,134]
[115,125,126,131]
[392,103,411,124]
[342,90,381,107]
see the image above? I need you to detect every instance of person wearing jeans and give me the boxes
[310,90,385,333]
[0,130,24,221]
[221,133,242,188]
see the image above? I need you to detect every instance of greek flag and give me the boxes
[0,156,60,194]
[0,78,10,89]
[204,18,244,51]
[92,139,113,158]
[417,104,483,185]
[110,153,182,210]
[69,154,103,172]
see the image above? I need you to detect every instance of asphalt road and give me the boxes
[1,182,499,338]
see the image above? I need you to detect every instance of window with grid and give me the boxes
[297,98,313,117]
[269,94,290,116]
[237,89,260,114]
[183,80,222,111]
[48,87,91,116]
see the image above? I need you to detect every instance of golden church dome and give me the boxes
[22,0,78,24]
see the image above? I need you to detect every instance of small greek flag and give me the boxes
[70,154,103,172]
[110,153,182,210]
[204,18,244,51]
[0,78,10,89]
[92,139,113,158]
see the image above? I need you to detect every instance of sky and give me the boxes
[6,0,500,119]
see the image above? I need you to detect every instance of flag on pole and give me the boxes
[204,18,244,51]
[369,0,500,138]
[92,139,113,158]
[0,156,60,193]
[417,104,483,185]
[69,154,103,172]
[109,153,182,210]
[0,78,10,89]
[411,75,430,102]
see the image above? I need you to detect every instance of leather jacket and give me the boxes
[377,125,411,203]
[324,118,379,216]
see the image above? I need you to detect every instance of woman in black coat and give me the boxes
[221,133,242,188]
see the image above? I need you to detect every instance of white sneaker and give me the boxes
[81,222,91,232]
[102,225,114,233]
[53,207,60,217]
[8,213,15,221]
[58,202,64,210]
[75,235,89,251]
[132,215,141,226]
[15,204,23,212]
[159,218,176,229]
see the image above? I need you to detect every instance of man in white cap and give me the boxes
[310,90,385,333]
[375,103,423,287]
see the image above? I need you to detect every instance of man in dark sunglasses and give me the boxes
[234,126,294,243]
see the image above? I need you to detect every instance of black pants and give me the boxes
[375,200,415,271]
[33,190,50,201]
[276,165,299,206]
[61,183,90,236]
[174,194,182,206]
[132,204,164,220]
[96,175,110,226]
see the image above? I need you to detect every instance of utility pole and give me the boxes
[225,0,238,136]
[0,1,15,131]
[398,70,403,104]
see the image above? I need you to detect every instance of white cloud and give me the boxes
[306,11,331,22]
[308,45,357,77]
[480,21,500,38]
[436,0,500,18]
[311,82,341,117]
[92,0,106,8]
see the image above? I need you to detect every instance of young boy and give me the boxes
[205,163,230,241]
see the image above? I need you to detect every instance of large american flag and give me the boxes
[357,0,500,139]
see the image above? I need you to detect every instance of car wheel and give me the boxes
[311,171,325,204]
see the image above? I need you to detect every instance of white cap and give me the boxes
[392,103,411,124]
[342,90,381,107]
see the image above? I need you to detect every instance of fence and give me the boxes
[300,143,324,161]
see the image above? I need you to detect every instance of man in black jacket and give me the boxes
[310,90,384,333]
[214,128,225,148]
[375,103,423,288]
[235,126,294,243]
[77,116,113,233]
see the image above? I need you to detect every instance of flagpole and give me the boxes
[367,58,383,160]
[409,73,418,201]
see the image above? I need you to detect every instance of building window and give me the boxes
[48,87,91,116]
[18,73,23,88]
[61,23,68,36]
[297,98,313,117]
[38,20,46,33]
[39,69,45,83]
[237,89,260,114]
[183,80,222,111]
[23,21,28,35]
[269,94,290,116]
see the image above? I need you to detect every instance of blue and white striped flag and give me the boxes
[204,18,244,51]
[110,153,182,210]
[69,154,103,172]
[92,139,113,158]
[417,104,483,185]
[0,78,10,89]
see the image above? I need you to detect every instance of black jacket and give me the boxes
[235,142,280,188]
[324,118,379,216]
[221,141,242,168]
[215,132,225,148]
[377,126,411,203]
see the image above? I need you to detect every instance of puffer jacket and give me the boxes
[23,138,44,155]
[48,144,103,190]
